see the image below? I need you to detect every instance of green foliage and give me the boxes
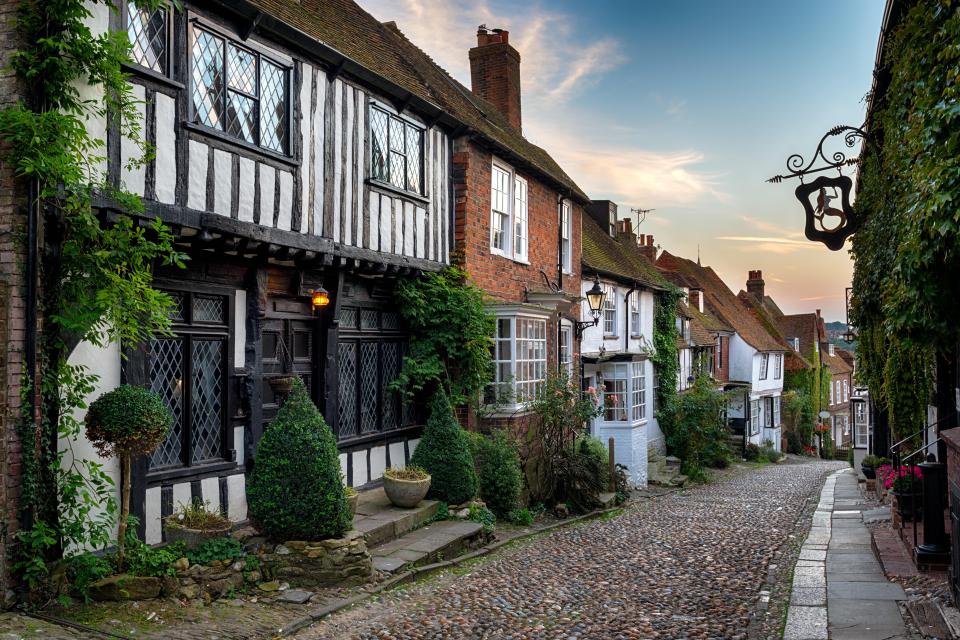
[169,498,231,531]
[65,552,113,602]
[392,267,495,406]
[0,0,185,588]
[410,389,478,504]
[575,434,610,491]
[431,502,450,522]
[820,429,834,460]
[467,503,496,535]
[12,521,59,593]
[247,378,351,540]
[851,2,957,438]
[551,438,607,513]
[659,377,731,476]
[651,288,682,434]
[85,385,172,458]
[508,507,534,526]
[185,538,243,566]
[782,389,815,454]
[123,525,185,578]
[471,430,523,518]
[758,442,780,463]
[744,443,761,462]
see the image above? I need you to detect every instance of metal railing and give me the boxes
[892,439,943,552]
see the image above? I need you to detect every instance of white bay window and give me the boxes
[487,313,547,405]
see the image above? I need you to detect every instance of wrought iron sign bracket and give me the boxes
[767,125,870,251]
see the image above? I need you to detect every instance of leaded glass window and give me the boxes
[369,105,424,194]
[148,290,229,472]
[337,306,415,441]
[191,24,290,154]
[127,2,168,74]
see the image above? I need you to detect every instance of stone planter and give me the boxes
[346,490,359,517]
[268,375,296,395]
[88,574,162,601]
[383,474,431,508]
[861,463,877,479]
[164,518,232,549]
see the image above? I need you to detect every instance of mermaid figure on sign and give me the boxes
[815,187,846,231]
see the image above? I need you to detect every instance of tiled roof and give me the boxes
[738,294,812,369]
[775,313,819,365]
[836,347,856,370]
[246,0,588,201]
[581,217,668,290]
[822,348,853,375]
[656,251,787,353]
[688,312,717,347]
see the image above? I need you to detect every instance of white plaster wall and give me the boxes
[61,340,122,553]
[581,282,656,355]
[154,93,177,204]
[234,289,247,368]
[120,83,147,196]
[752,352,785,394]
[226,473,247,522]
[728,334,755,383]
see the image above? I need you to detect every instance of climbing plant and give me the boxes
[651,287,682,434]
[850,1,956,440]
[0,0,185,592]
[392,266,495,406]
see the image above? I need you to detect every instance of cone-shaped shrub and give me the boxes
[410,389,477,504]
[247,378,350,540]
[474,430,523,517]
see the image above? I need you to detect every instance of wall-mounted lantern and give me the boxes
[310,286,330,312]
[767,125,870,251]
[575,276,606,340]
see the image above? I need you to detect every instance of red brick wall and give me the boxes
[452,139,582,431]
[715,335,729,382]
[0,0,27,599]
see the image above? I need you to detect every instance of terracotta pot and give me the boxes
[163,518,232,549]
[383,474,431,508]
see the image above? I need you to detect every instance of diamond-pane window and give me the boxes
[369,106,425,195]
[339,307,357,328]
[147,290,230,474]
[360,343,379,433]
[127,3,168,74]
[192,29,225,130]
[191,25,289,153]
[260,61,287,153]
[168,293,185,322]
[381,342,400,430]
[338,343,358,438]
[361,310,378,331]
[150,338,184,469]
[382,311,400,331]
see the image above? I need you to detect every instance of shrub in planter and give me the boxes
[86,385,173,570]
[410,389,477,505]
[473,430,523,518]
[247,378,351,540]
[164,498,232,549]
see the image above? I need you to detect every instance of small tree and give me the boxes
[410,389,478,505]
[85,385,172,570]
[473,430,523,517]
[247,378,350,540]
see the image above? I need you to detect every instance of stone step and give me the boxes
[664,455,682,469]
[352,487,439,548]
[370,520,484,574]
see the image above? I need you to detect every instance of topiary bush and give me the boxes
[247,378,351,540]
[86,384,172,570]
[410,389,477,505]
[473,430,523,517]
[575,434,610,491]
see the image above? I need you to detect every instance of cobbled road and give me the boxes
[296,458,845,640]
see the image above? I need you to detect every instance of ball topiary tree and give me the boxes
[85,385,172,570]
[474,430,522,517]
[410,388,477,505]
[247,378,351,540]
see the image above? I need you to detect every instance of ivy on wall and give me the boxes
[850,1,956,441]
[0,0,184,592]
[651,287,681,436]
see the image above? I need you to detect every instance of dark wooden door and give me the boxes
[261,316,316,430]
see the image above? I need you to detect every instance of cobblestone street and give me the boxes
[295,458,845,640]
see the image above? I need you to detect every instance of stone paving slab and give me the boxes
[369,520,483,573]
[784,604,828,640]
[827,581,907,600]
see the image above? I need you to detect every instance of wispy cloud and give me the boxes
[799,294,842,301]
[361,0,625,104]
[715,235,820,255]
[737,215,804,238]
[652,93,687,117]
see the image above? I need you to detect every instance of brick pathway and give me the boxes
[293,458,844,640]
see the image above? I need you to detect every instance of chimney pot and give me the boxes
[746,269,765,303]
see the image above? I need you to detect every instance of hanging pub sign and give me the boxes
[767,125,868,251]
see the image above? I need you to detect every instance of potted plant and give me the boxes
[860,455,886,479]
[382,466,431,508]
[886,465,923,521]
[345,486,359,518]
[164,498,233,549]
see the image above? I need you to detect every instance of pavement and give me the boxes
[784,468,910,640]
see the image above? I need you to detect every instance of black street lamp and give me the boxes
[574,277,606,340]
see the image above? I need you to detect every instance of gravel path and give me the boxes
[295,458,845,640]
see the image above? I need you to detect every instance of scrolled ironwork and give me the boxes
[766,125,869,184]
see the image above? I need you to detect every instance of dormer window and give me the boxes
[190,24,291,154]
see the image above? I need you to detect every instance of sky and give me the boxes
[360,0,886,321]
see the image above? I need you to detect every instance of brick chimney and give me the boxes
[637,234,656,261]
[469,27,522,131]
[689,289,704,313]
[746,270,765,303]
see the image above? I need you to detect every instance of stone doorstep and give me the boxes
[371,520,485,574]
[352,487,439,547]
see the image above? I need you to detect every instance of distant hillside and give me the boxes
[824,321,856,352]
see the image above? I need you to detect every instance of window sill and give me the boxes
[603,335,619,340]
[183,121,298,167]
[121,62,185,91]
[146,459,239,485]
[367,179,430,205]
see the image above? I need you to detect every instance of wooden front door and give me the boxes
[261,306,317,431]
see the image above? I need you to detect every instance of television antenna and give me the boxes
[630,207,655,225]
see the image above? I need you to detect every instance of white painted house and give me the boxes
[579,204,669,486]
